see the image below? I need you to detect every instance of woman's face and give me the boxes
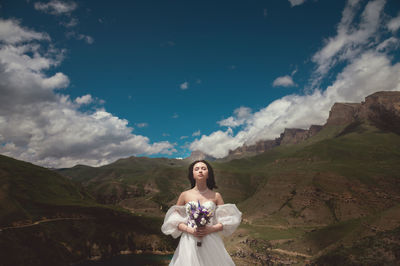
[193,162,209,181]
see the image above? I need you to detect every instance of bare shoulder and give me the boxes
[215,191,224,205]
[176,191,188,206]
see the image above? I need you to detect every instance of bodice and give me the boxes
[161,202,242,238]
[185,200,217,211]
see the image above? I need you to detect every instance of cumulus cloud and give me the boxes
[180,81,189,90]
[218,107,252,127]
[75,94,93,105]
[0,19,175,168]
[0,18,50,44]
[34,0,77,15]
[190,128,245,158]
[288,0,306,7]
[272,75,296,87]
[189,0,400,159]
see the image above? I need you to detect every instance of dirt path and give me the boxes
[271,248,312,258]
[0,217,91,231]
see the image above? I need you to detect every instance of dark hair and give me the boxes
[188,160,218,190]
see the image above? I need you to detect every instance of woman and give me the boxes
[161,160,242,266]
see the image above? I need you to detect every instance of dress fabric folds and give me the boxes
[161,201,242,266]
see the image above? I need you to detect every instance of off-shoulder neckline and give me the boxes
[186,200,217,206]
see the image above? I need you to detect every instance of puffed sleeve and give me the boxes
[215,204,242,237]
[161,205,187,239]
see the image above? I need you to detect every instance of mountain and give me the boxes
[226,91,400,160]
[226,125,323,160]
[184,150,216,162]
[2,91,400,265]
[0,155,175,266]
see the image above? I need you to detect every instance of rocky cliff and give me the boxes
[184,150,216,162]
[227,125,323,158]
[227,91,400,159]
[326,91,400,131]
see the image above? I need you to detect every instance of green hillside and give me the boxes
[2,116,400,265]
[0,155,175,266]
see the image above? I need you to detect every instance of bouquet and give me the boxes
[186,200,213,247]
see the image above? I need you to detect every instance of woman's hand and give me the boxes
[195,224,222,237]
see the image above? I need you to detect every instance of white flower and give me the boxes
[194,213,199,219]
[200,218,206,225]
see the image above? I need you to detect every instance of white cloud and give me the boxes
[61,17,79,28]
[135,122,148,128]
[66,31,94,44]
[376,37,399,51]
[192,130,201,137]
[0,19,50,44]
[263,9,268,17]
[218,106,252,127]
[75,94,92,105]
[188,0,400,159]
[288,0,306,7]
[272,75,296,87]
[311,0,385,85]
[180,81,189,90]
[0,19,175,168]
[34,0,77,15]
[172,113,179,119]
[388,13,400,32]
[190,128,245,158]
[180,136,188,140]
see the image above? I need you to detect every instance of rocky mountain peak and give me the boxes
[185,150,216,162]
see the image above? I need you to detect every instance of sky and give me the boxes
[1,0,400,168]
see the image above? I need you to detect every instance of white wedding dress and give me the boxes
[161,201,242,266]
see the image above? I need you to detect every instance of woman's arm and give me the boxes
[197,192,224,236]
[176,191,196,235]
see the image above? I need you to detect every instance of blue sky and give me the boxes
[1,0,400,167]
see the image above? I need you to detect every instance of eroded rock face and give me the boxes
[229,139,280,156]
[228,125,323,157]
[229,91,400,159]
[280,126,323,145]
[326,103,360,126]
[185,150,216,162]
[326,91,400,132]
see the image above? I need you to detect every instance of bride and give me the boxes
[161,160,242,266]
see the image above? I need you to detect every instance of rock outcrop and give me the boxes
[227,125,323,158]
[226,91,400,159]
[185,150,216,162]
[326,91,400,134]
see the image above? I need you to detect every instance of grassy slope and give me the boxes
[224,123,400,263]
[52,122,400,264]
[0,155,177,266]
